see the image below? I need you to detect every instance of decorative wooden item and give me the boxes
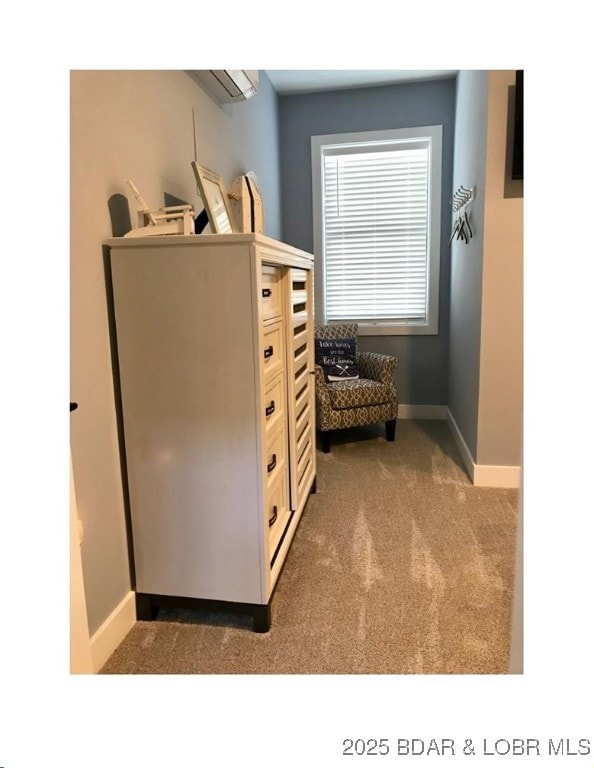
[227,172,264,234]
[124,180,196,238]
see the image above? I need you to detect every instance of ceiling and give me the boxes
[265,69,457,95]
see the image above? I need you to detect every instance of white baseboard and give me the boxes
[90,590,136,673]
[446,408,521,489]
[446,407,476,482]
[473,464,522,489]
[398,404,447,420]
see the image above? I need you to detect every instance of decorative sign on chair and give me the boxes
[315,337,360,381]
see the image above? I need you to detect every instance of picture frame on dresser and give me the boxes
[191,161,234,234]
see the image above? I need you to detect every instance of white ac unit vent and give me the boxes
[188,70,259,103]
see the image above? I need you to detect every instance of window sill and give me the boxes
[356,322,439,336]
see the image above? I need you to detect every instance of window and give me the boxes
[312,126,442,335]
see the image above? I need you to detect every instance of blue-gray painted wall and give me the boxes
[448,71,488,459]
[278,78,457,405]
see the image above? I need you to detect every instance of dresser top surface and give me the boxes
[105,232,314,262]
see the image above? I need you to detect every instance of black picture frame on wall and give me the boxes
[511,70,523,180]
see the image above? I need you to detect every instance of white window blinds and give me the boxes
[322,142,431,324]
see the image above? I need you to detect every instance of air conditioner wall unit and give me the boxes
[188,70,259,103]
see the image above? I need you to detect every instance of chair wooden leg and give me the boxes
[386,419,397,442]
[319,430,331,453]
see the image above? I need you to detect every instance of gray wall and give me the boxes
[448,71,489,457]
[70,70,281,634]
[278,78,457,405]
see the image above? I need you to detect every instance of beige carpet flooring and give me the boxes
[100,420,518,674]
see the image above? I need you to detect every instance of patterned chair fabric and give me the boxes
[327,378,392,409]
[314,323,399,440]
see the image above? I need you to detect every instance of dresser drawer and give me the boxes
[263,372,285,441]
[266,470,290,561]
[261,321,284,382]
[264,427,286,491]
[260,265,282,323]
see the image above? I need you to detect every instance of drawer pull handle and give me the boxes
[265,400,275,417]
[262,288,272,298]
[267,453,277,473]
[269,505,278,527]
[264,345,274,359]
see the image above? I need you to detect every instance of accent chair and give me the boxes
[314,323,399,453]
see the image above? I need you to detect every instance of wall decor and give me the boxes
[449,185,475,245]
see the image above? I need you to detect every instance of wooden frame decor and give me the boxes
[191,162,234,234]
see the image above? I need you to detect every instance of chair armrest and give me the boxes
[314,364,332,407]
[161,204,194,212]
[357,351,399,387]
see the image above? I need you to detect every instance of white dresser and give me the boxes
[107,233,316,631]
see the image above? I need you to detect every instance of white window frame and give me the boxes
[311,125,442,335]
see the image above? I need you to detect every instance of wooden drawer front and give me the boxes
[295,401,311,447]
[296,380,315,504]
[261,265,282,323]
[297,442,315,502]
[285,266,315,513]
[289,269,309,330]
[264,427,287,492]
[296,417,313,477]
[263,373,285,441]
[267,471,290,561]
[294,377,309,422]
[262,321,284,382]
[292,324,308,354]
[287,268,312,385]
